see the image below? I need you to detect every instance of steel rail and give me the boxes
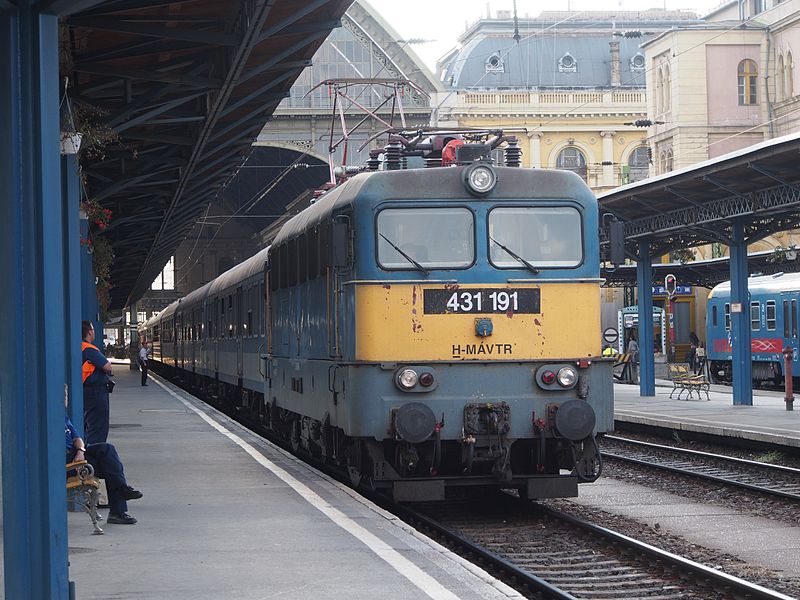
[602,435,800,501]
[604,435,800,474]
[392,502,578,600]
[540,505,797,600]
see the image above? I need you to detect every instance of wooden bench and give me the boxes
[66,460,103,535]
[668,363,710,401]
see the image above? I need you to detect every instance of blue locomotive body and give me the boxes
[143,163,614,501]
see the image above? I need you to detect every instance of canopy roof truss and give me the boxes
[63,0,351,309]
[600,133,800,261]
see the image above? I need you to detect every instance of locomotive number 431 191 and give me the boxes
[423,288,540,315]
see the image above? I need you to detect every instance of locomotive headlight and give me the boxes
[397,369,419,389]
[557,366,578,388]
[463,163,497,196]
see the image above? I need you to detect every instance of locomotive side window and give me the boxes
[766,301,776,330]
[488,207,582,268]
[712,305,718,327]
[793,299,798,337]
[750,301,760,331]
[319,222,330,276]
[724,303,731,331]
[377,208,474,269]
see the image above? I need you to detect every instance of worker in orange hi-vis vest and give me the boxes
[81,320,114,444]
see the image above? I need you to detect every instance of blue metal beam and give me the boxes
[1,6,69,598]
[67,16,241,46]
[36,0,106,16]
[63,154,84,427]
[636,241,656,396]
[730,221,753,406]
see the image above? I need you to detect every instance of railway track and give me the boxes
[601,435,800,501]
[396,495,795,600]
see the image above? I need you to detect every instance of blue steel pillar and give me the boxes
[730,221,753,406]
[63,155,84,427]
[0,5,70,599]
[636,241,656,396]
[80,215,104,352]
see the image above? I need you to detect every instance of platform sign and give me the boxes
[603,327,619,345]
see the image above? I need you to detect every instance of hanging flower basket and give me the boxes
[60,131,83,155]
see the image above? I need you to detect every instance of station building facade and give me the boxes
[432,9,702,195]
[634,0,800,360]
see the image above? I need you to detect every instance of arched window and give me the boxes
[738,59,758,105]
[786,52,794,98]
[656,67,663,114]
[663,65,672,111]
[555,146,587,181]
[666,149,674,172]
[627,146,650,183]
[778,55,785,100]
[659,150,667,174]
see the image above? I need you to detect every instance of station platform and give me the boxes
[56,366,523,600]
[613,379,800,450]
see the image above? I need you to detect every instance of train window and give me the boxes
[279,244,288,288]
[319,222,330,276]
[793,299,798,337]
[377,208,474,269]
[308,227,319,279]
[712,305,718,327]
[488,207,582,268]
[724,303,731,331]
[784,300,790,337]
[298,233,308,284]
[288,238,299,287]
[750,302,760,331]
[766,301,776,331]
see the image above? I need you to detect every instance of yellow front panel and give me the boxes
[355,283,601,361]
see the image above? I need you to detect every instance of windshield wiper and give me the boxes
[489,236,540,274]
[379,233,430,276]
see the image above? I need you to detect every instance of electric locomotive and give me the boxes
[143,133,613,501]
[707,272,800,385]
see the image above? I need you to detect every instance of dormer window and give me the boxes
[630,53,645,72]
[558,53,577,73]
[485,53,505,74]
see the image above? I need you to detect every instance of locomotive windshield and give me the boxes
[488,206,582,268]
[377,208,474,269]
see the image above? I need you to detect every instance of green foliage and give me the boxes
[754,450,784,464]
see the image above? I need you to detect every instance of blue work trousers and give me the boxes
[83,384,109,444]
[69,443,129,515]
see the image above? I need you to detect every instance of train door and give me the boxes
[178,312,184,371]
[781,293,799,373]
[214,297,220,375]
[236,286,243,381]
[327,217,349,358]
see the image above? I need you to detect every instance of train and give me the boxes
[142,132,614,501]
[707,272,800,385]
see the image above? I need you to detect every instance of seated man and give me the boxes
[66,416,143,525]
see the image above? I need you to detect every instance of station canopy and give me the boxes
[62,0,351,310]
[599,132,800,263]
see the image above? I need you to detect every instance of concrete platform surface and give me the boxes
[571,476,800,578]
[58,367,524,600]
[613,380,800,448]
